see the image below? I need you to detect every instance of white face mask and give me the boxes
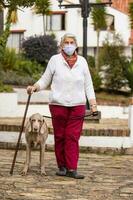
[63,44,77,56]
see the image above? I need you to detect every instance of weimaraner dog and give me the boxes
[21,113,48,175]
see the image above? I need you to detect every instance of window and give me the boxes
[46,11,66,31]
[93,14,114,31]
[7,30,25,52]
[105,14,114,31]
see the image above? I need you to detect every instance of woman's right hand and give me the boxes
[27,85,37,95]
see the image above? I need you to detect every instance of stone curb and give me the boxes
[0,142,132,155]
[0,124,130,137]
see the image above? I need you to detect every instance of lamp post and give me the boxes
[57,0,112,60]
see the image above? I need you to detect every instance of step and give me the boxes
[0,119,129,137]
[0,131,131,153]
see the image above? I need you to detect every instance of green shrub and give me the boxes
[87,56,102,91]
[0,48,17,71]
[87,55,95,68]
[22,34,58,65]
[125,61,133,94]
[0,81,13,92]
[0,47,44,86]
[0,47,44,73]
[14,58,44,76]
[91,70,102,91]
[99,35,128,91]
[0,70,41,86]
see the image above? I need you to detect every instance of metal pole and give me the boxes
[81,0,90,60]
[81,0,90,109]
[83,17,88,60]
[83,16,90,109]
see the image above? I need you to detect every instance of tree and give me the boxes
[128,2,133,60]
[22,34,58,65]
[33,0,51,35]
[0,5,4,35]
[125,61,133,95]
[99,34,129,91]
[129,2,133,29]
[87,56,102,91]
[91,0,107,71]
[0,0,35,59]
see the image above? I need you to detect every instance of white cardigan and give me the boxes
[36,53,96,107]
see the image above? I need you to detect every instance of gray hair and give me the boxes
[60,33,78,47]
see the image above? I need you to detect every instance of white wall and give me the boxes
[9,8,45,37]
[0,92,129,119]
[98,105,129,119]
[4,0,131,56]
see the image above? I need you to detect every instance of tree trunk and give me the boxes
[0,9,12,59]
[0,10,4,35]
[43,15,46,35]
[95,29,100,71]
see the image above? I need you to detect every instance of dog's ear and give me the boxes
[40,118,48,135]
[25,118,32,133]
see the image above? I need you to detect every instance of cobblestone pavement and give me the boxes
[0,149,133,200]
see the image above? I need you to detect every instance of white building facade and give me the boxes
[5,0,132,57]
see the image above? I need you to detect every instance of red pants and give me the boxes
[49,104,85,170]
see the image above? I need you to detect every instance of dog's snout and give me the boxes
[31,119,41,132]
[33,127,38,132]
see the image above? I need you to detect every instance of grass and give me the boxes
[96,90,130,106]
[0,81,13,93]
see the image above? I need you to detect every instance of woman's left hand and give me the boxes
[91,106,97,113]
[90,104,98,116]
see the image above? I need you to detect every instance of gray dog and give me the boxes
[21,113,48,176]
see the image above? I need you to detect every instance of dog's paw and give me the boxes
[41,170,47,176]
[20,170,28,176]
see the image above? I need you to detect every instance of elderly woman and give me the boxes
[27,33,97,179]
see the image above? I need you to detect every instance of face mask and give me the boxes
[63,44,77,56]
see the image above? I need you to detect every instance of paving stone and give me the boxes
[0,149,133,199]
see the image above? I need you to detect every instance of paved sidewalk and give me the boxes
[13,88,50,104]
[0,149,133,200]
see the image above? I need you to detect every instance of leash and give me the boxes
[43,111,99,120]
[10,94,31,175]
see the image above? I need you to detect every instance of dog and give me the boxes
[21,113,48,176]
